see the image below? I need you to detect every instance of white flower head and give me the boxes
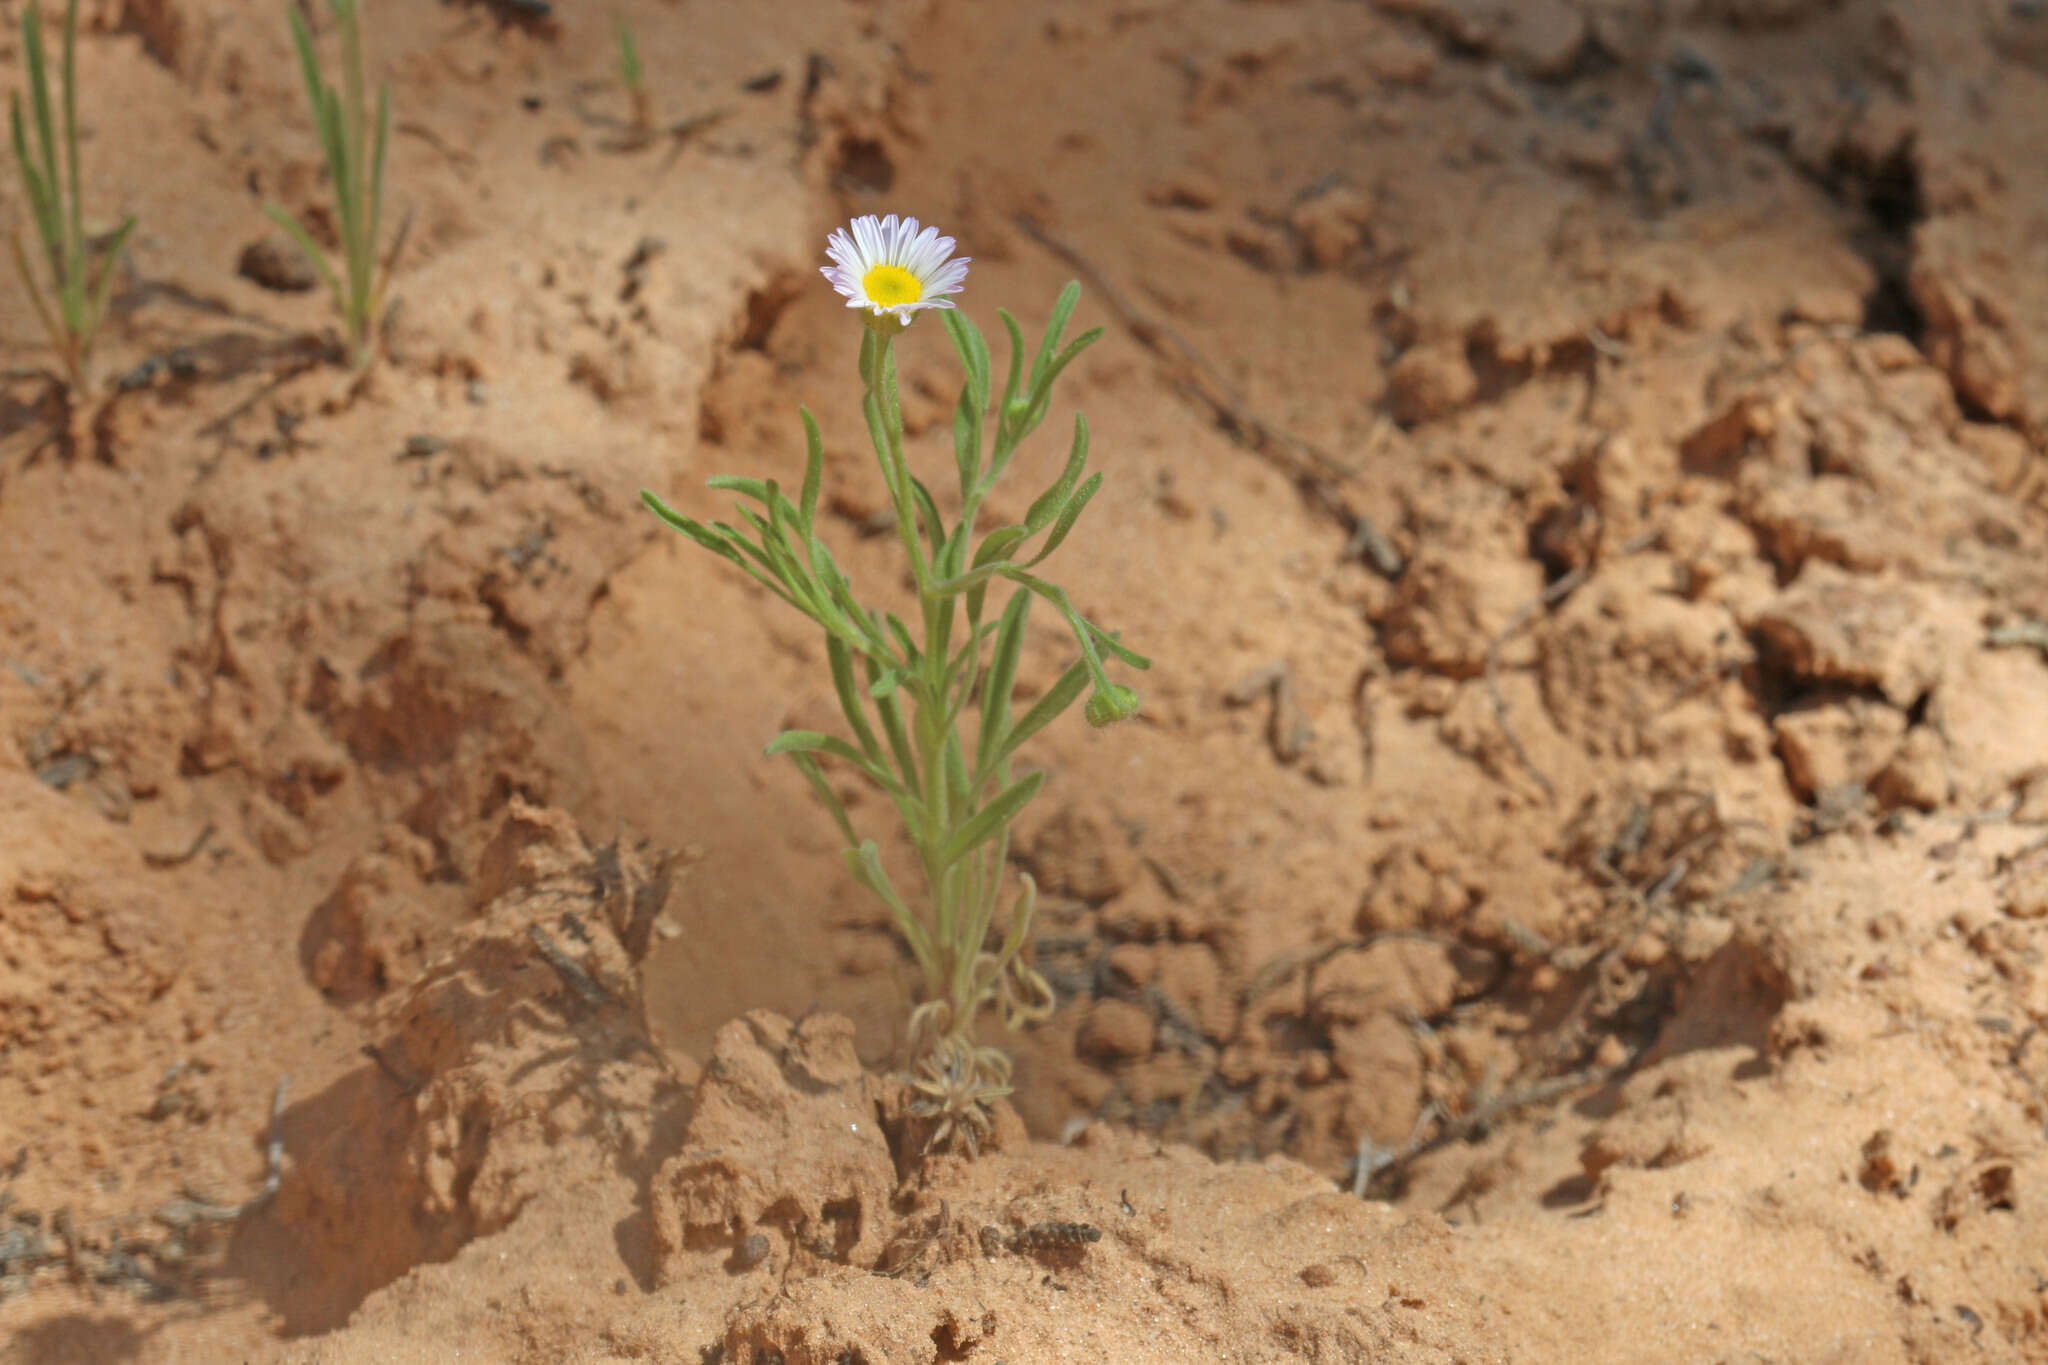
[822,214,969,327]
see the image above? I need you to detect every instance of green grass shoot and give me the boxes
[263,0,392,371]
[8,0,138,397]
[617,21,650,131]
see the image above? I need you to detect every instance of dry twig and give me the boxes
[1353,1061,1619,1196]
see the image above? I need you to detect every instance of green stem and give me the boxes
[861,320,999,1051]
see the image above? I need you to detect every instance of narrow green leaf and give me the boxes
[83,214,138,345]
[765,728,898,792]
[909,475,945,555]
[965,527,1028,623]
[365,81,390,329]
[973,526,1030,569]
[9,231,65,362]
[951,385,980,499]
[1003,568,1114,697]
[862,388,929,583]
[279,0,389,366]
[734,503,831,623]
[944,621,995,699]
[1088,622,1153,670]
[942,306,990,411]
[869,666,905,700]
[616,20,642,89]
[1022,413,1089,534]
[1031,281,1081,389]
[288,3,325,125]
[845,841,936,978]
[949,863,992,1002]
[641,492,753,565]
[643,495,761,575]
[763,476,794,558]
[767,483,811,543]
[811,536,890,656]
[968,313,993,407]
[938,770,1045,869]
[995,868,1037,963]
[884,612,919,664]
[826,635,886,768]
[262,203,347,321]
[732,503,795,571]
[17,158,61,281]
[866,653,919,790]
[316,89,354,263]
[1013,328,1103,438]
[59,0,81,306]
[707,519,790,588]
[1047,328,1104,383]
[943,732,973,825]
[707,473,773,503]
[975,589,1031,778]
[1021,471,1102,568]
[926,560,1010,599]
[993,657,1090,768]
[798,407,824,533]
[24,7,58,267]
[9,102,36,212]
[937,521,973,582]
[787,751,858,848]
[997,309,1026,424]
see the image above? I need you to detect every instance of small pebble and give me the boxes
[237,236,319,293]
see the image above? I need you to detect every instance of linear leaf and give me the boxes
[798,407,824,533]
[938,769,1045,869]
[992,656,1090,768]
[707,473,773,503]
[1021,471,1101,568]
[926,560,1010,599]
[1022,413,1089,534]
[826,635,886,767]
[1088,621,1153,670]
[845,841,935,978]
[9,231,64,361]
[866,653,919,791]
[942,305,990,411]
[787,751,857,848]
[951,384,981,498]
[765,729,897,791]
[997,309,1026,422]
[975,589,1031,777]
[84,215,137,340]
[1013,327,1103,438]
[1031,281,1081,389]
[263,203,346,321]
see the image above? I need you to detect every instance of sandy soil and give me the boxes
[4,0,2048,1360]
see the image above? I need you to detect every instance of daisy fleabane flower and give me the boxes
[821,214,970,327]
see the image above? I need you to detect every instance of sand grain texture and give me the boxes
[5,0,2048,1360]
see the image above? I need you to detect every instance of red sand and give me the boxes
[5,1,2048,1360]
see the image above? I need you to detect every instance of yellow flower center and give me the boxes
[863,263,923,308]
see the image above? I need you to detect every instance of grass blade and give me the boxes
[262,202,346,319]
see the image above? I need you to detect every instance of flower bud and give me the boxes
[1084,683,1140,728]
